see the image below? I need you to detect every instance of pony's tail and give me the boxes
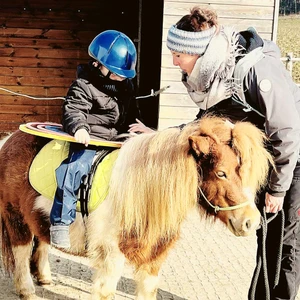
[0,217,15,275]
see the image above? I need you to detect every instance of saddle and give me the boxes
[29,139,119,214]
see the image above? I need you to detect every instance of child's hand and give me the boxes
[128,119,154,134]
[74,128,90,146]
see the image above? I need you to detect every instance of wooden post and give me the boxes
[287,52,293,76]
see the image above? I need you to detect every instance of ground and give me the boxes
[0,210,277,300]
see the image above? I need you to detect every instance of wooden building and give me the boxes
[0,0,163,133]
[158,0,280,129]
[0,0,280,133]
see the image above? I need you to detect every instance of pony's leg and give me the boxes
[135,262,161,300]
[1,210,37,299]
[12,243,36,299]
[30,237,52,285]
[90,245,125,300]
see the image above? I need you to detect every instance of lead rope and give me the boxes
[249,207,285,300]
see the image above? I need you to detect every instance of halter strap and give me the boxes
[198,187,250,213]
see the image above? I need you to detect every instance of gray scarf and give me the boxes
[183,26,242,110]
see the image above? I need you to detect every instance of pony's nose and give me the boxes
[241,216,260,234]
[244,219,252,230]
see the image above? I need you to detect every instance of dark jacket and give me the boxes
[197,30,300,197]
[63,62,140,140]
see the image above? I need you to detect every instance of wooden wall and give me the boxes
[158,0,280,129]
[0,0,139,133]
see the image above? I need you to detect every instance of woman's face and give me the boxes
[171,51,200,75]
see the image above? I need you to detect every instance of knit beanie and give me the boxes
[167,25,216,55]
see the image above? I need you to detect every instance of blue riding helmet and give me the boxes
[88,30,137,79]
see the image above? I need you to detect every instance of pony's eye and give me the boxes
[216,171,227,178]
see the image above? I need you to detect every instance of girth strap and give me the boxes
[78,148,113,218]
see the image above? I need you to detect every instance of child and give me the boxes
[50,30,140,248]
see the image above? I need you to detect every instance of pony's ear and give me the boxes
[189,136,211,157]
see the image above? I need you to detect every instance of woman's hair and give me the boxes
[176,6,218,32]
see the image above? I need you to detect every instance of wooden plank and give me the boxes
[0,66,76,78]
[0,104,62,115]
[0,7,101,20]
[0,115,62,131]
[0,96,63,106]
[163,15,273,31]
[0,28,96,41]
[160,80,189,94]
[160,67,183,82]
[1,17,101,31]
[158,118,192,130]
[272,0,280,42]
[160,93,198,107]
[0,57,86,68]
[0,114,61,122]
[0,37,89,49]
[159,106,198,120]
[164,3,274,19]
[0,47,88,59]
[0,0,129,12]
[0,75,73,87]
[0,85,68,97]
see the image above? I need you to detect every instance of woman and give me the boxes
[168,7,300,300]
[134,6,300,300]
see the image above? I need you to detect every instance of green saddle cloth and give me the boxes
[29,140,119,212]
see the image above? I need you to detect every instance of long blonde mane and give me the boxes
[107,116,273,246]
[108,125,199,245]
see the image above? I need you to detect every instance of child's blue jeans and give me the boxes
[50,145,96,226]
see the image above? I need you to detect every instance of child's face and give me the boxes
[170,51,200,75]
[94,62,126,81]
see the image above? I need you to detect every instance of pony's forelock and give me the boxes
[232,121,273,191]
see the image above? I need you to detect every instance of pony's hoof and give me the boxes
[19,294,37,300]
[37,279,53,286]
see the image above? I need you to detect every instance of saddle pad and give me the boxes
[29,140,119,212]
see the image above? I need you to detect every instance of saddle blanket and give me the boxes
[29,139,119,212]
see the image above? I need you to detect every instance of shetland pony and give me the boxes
[0,116,272,300]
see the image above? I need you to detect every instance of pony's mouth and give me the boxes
[228,219,248,237]
[228,219,240,236]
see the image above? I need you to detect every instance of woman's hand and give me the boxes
[74,128,90,146]
[265,192,284,213]
[128,119,155,134]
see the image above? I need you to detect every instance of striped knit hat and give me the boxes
[167,25,216,55]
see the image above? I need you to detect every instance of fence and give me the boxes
[281,52,300,86]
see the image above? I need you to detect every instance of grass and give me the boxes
[277,15,300,83]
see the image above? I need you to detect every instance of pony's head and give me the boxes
[187,116,273,236]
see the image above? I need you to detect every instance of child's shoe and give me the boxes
[50,225,70,249]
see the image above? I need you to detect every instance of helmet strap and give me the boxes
[105,70,112,78]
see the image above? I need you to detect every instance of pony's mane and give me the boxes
[108,125,199,245]
[231,121,273,191]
